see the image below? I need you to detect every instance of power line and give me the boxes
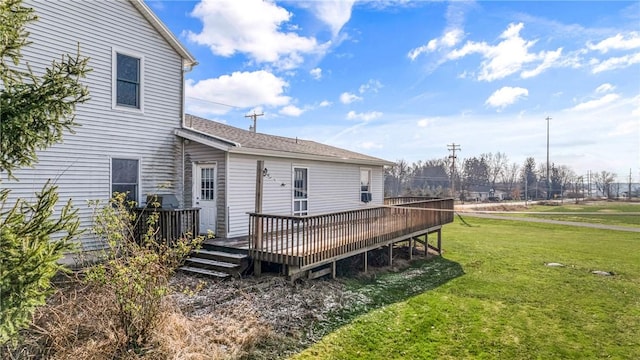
[186,96,244,109]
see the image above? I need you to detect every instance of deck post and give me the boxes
[363,251,368,273]
[425,232,429,257]
[332,261,336,279]
[388,244,393,267]
[253,160,264,276]
[254,259,262,276]
[437,228,442,255]
[409,238,413,260]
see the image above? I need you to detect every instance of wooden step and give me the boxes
[179,266,229,278]
[185,257,238,269]
[191,249,248,263]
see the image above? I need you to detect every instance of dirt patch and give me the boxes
[472,204,529,212]
[6,247,432,359]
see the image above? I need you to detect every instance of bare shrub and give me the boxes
[85,193,203,352]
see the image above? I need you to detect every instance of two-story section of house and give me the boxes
[3,0,196,250]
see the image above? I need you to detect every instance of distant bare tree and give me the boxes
[501,162,520,197]
[557,165,576,199]
[484,152,508,189]
[593,171,616,198]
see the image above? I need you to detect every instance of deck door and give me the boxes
[194,164,217,234]
[293,167,308,216]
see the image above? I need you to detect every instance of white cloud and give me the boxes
[359,141,383,150]
[417,118,430,127]
[185,70,290,115]
[310,67,322,80]
[485,86,529,109]
[319,100,332,107]
[521,48,563,78]
[591,52,640,73]
[408,29,464,60]
[596,83,615,93]
[407,1,471,61]
[304,0,356,37]
[346,111,383,122]
[340,92,363,104]
[279,105,304,117]
[571,93,620,111]
[445,22,567,81]
[587,32,640,53]
[187,0,328,70]
[359,79,383,94]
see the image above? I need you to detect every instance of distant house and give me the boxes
[466,185,506,202]
[177,114,395,238]
[3,0,196,250]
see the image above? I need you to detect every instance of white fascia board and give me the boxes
[178,127,241,147]
[228,147,394,167]
[129,0,197,67]
[174,129,232,152]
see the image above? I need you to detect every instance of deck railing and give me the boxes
[248,197,453,268]
[133,208,200,245]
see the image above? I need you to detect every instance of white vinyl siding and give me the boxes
[2,0,186,250]
[226,153,385,238]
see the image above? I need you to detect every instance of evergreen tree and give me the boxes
[0,0,90,343]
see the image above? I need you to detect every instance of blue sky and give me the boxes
[148,0,639,180]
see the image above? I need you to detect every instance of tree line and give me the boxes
[384,152,631,200]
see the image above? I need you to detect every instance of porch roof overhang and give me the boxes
[175,128,395,167]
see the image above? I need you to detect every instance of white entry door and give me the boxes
[194,164,217,234]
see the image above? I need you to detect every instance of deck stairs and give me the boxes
[179,245,249,279]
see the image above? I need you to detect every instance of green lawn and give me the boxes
[509,202,640,227]
[292,218,640,359]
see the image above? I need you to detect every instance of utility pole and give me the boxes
[447,143,461,198]
[245,111,264,133]
[629,169,633,201]
[546,116,552,200]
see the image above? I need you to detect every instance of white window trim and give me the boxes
[111,47,145,113]
[110,156,142,205]
[360,167,372,202]
[292,166,309,216]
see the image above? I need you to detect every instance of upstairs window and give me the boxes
[113,49,143,110]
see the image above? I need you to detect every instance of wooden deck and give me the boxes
[246,197,454,276]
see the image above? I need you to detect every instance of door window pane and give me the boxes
[200,167,215,200]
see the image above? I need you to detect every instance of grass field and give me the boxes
[506,202,640,227]
[292,217,640,359]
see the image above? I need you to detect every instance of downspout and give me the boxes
[181,61,195,128]
[181,61,195,206]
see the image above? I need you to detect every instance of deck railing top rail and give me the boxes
[248,197,454,220]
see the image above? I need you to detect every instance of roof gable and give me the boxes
[129,0,197,67]
[182,114,393,166]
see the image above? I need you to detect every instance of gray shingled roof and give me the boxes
[183,114,392,165]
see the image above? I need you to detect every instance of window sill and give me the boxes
[112,104,144,114]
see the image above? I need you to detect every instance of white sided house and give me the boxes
[2,0,196,250]
[176,114,395,239]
